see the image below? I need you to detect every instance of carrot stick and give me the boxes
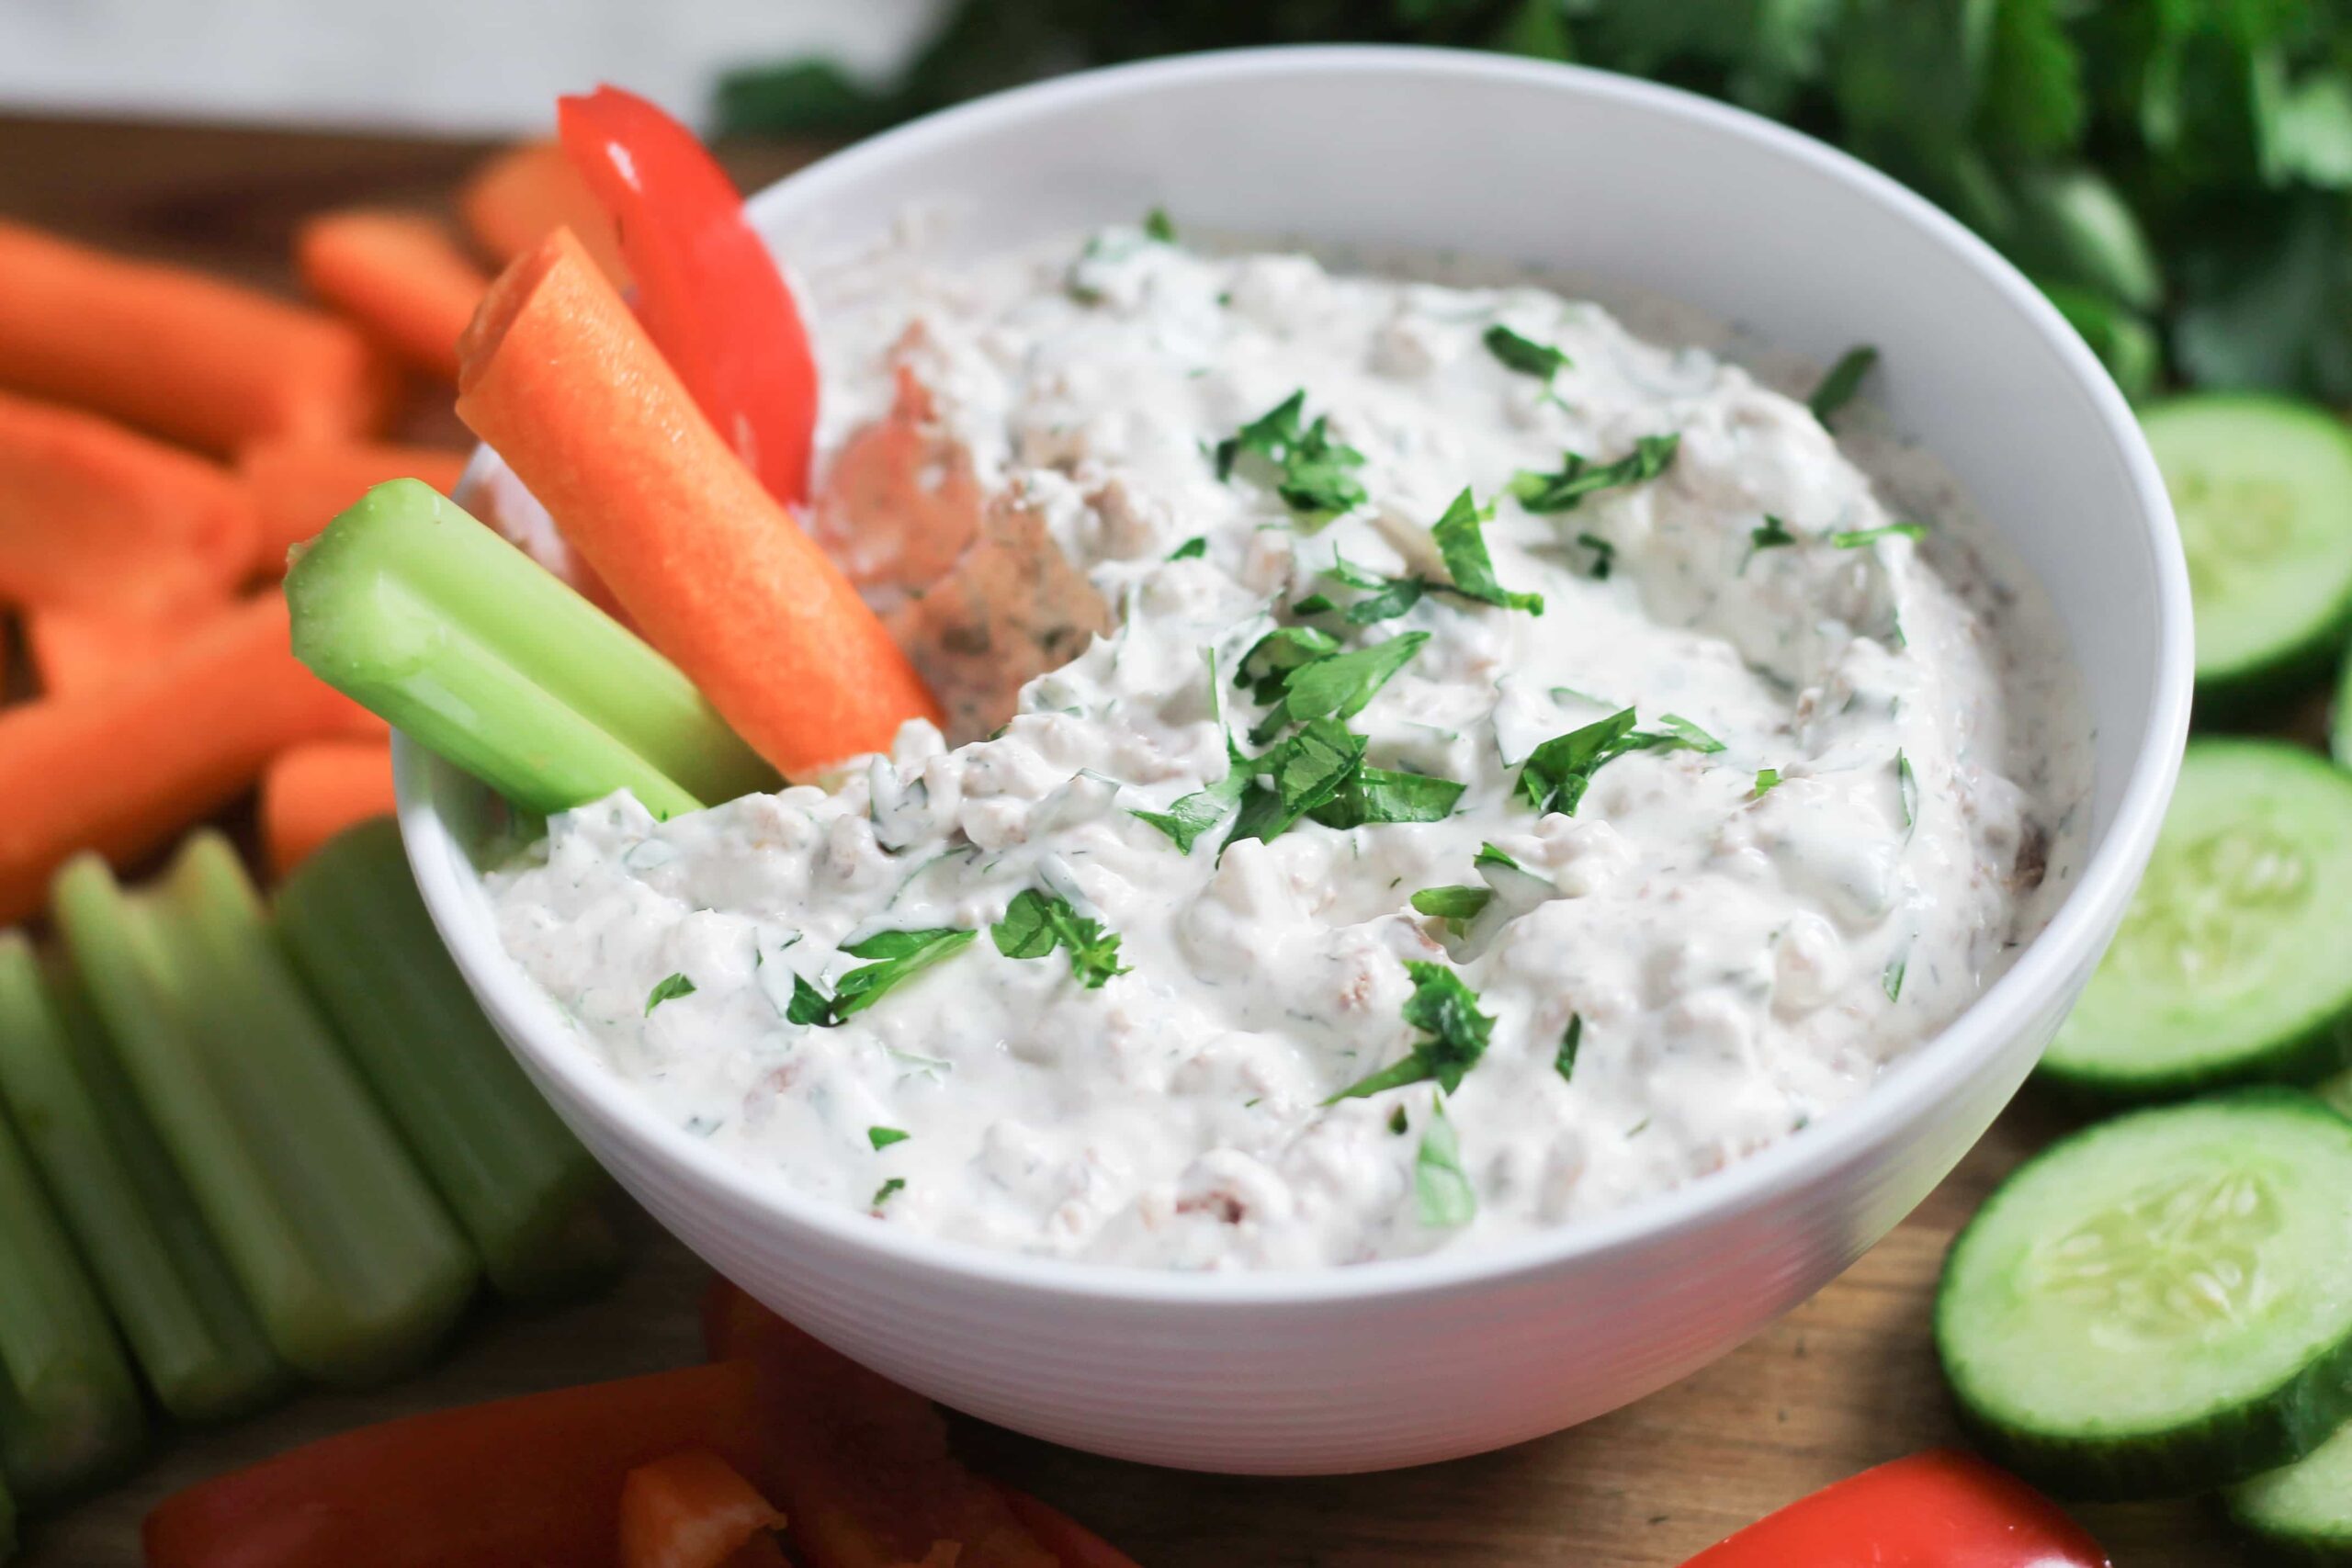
[455,230,941,776]
[237,437,469,569]
[0,593,375,922]
[27,602,223,699]
[459,141,630,287]
[0,389,255,615]
[699,1280,1056,1568]
[259,740,394,878]
[145,1360,770,1568]
[295,210,489,382]
[620,1450,786,1568]
[0,221,396,456]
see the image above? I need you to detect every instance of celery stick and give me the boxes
[277,818,617,1301]
[285,479,777,817]
[0,933,289,1422]
[0,1076,143,1503]
[51,838,477,1386]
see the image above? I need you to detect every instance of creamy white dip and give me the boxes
[488,223,2087,1270]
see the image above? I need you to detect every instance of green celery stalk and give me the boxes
[51,836,477,1386]
[0,932,289,1422]
[285,479,777,818]
[276,818,618,1301]
[0,1066,143,1503]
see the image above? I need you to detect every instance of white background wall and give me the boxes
[0,0,941,132]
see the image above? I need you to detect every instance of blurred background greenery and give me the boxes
[716,0,2352,406]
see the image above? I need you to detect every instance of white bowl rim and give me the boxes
[401,41,2193,1307]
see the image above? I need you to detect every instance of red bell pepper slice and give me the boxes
[557,85,820,506]
[1681,1450,2109,1568]
[145,1359,769,1568]
[620,1448,786,1568]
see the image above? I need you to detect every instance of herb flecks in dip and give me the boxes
[489,226,2082,1270]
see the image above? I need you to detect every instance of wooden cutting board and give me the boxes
[0,110,2249,1567]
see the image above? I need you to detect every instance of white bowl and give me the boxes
[400,45,2191,1473]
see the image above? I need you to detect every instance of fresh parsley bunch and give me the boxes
[716,0,2352,402]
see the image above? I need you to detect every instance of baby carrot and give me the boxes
[459,140,630,286]
[0,389,255,615]
[237,436,469,570]
[456,230,941,776]
[618,1450,785,1568]
[259,740,394,878]
[0,220,396,456]
[296,210,490,382]
[0,593,375,922]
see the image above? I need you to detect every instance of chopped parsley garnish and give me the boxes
[1474,842,1521,871]
[1508,433,1679,513]
[1409,885,1493,928]
[1830,521,1928,548]
[1388,1104,1409,1135]
[1214,390,1367,525]
[1754,767,1782,796]
[1482,322,1570,382]
[1896,750,1918,836]
[1293,557,1427,625]
[991,887,1129,988]
[872,1178,906,1206]
[1517,706,1721,816]
[1310,765,1464,829]
[1808,344,1879,423]
[1555,1013,1583,1084]
[1326,961,1495,1102]
[1167,535,1207,560]
[1749,514,1798,552]
[1143,206,1177,243]
[1883,952,1908,1003]
[1576,531,1615,580]
[1430,489,1544,614]
[1130,746,1251,852]
[1236,626,1341,706]
[1245,630,1427,743]
[644,973,696,1014]
[785,928,977,1028]
[1228,716,1368,847]
[868,1126,910,1150]
[1415,1102,1477,1227]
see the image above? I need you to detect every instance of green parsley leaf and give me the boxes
[1227,717,1366,847]
[1310,765,1463,829]
[1388,1104,1409,1135]
[1555,1012,1583,1084]
[1749,514,1799,552]
[1646,713,1725,754]
[1508,433,1680,513]
[1214,390,1367,525]
[1474,842,1521,871]
[1896,750,1917,836]
[872,1178,906,1206]
[868,1126,910,1150]
[1883,952,1907,1003]
[645,973,696,1014]
[1829,521,1928,547]
[1430,489,1544,614]
[1482,322,1571,381]
[1415,1103,1478,1227]
[788,928,977,1027]
[1144,206,1177,243]
[1754,767,1782,796]
[1517,706,1641,816]
[991,887,1130,988]
[1410,885,1494,925]
[1327,960,1496,1102]
[1255,632,1428,742]
[1131,753,1250,852]
[1808,344,1878,423]
[1576,531,1615,580]
[1167,535,1206,560]
[1236,626,1341,707]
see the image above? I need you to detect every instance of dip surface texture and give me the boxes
[487,227,2086,1269]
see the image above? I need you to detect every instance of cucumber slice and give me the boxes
[2040,740,2352,1100]
[2228,1419,2352,1563]
[1937,1090,2352,1499]
[2142,396,2352,712]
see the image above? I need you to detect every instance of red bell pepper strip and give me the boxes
[1681,1450,2109,1568]
[556,85,820,506]
[998,1489,1148,1568]
[144,1360,769,1568]
[702,1278,1059,1568]
[620,1449,786,1568]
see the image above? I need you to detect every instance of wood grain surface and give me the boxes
[0,109,2245,1566]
